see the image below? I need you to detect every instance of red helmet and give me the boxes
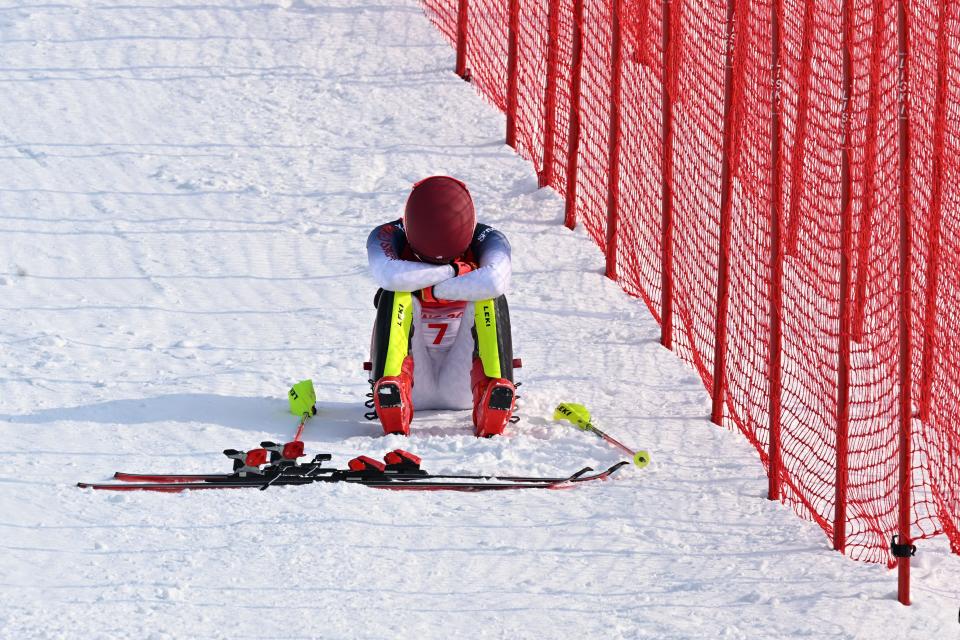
[403,176,476,263]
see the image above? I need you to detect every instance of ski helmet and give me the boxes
[403,176,476,263]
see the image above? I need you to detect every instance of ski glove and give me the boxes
[450,258,477,277]
[418,285,454,305]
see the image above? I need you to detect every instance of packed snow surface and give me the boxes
[0,1,957,638]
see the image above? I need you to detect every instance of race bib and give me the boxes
[420,301,467,351]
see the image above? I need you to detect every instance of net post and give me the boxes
[539,0,561,188]
[605,0,624,280]
[710,0,738,425]
[833,0,854,553]
[505,0,520,148]
[767,0,784,502]
[455,0,470,80]
[895,0,913,607]
[563,0,585,229]
[660,0,675,349]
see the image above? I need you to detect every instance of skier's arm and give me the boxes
[367,222,454,292]
[433,226,511,301]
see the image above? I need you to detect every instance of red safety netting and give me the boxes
[613,0,663,315]
[571,0,613,247]
[466,0,510,110]
[422,0,459,45]
[418,0,960,565]
[514,0,550,170]
[912,1,960,554]
[543,0,577,195]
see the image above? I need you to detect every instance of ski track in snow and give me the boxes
[0,1,957,639]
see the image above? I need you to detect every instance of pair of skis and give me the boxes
[75,384,640,493]
[77,445,629,493]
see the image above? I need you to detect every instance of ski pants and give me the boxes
[369,290,514,410]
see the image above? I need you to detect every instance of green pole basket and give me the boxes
[552,402,594,431]
[288,379,317,416]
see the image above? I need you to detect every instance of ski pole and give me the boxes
[288,379,318,442]
[553,403,650,468]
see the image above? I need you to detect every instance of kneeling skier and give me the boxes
[366,175,516,437]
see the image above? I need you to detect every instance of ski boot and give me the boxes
[373,355,414,436]
[471,358,516,438]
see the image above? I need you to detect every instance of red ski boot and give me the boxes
[374,356,414,436]
[471,358,516,438]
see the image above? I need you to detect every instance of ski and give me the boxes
[109,447,600,485]
[111,461,337,484]
[112,470,577,485]
[78,462,628,493]
[78,442,631,493]
[113,473,247,483]
[78,479,560,492]
[364,463,628,491]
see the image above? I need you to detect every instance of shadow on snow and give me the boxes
[0,394,383,442]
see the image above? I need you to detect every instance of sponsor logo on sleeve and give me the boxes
[378,224,401,259]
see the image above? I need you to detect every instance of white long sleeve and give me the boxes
[366,220,511,300]
[367,222,454,292]
[433,226,511,301]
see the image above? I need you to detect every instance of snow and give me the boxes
[0,1,957,638]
